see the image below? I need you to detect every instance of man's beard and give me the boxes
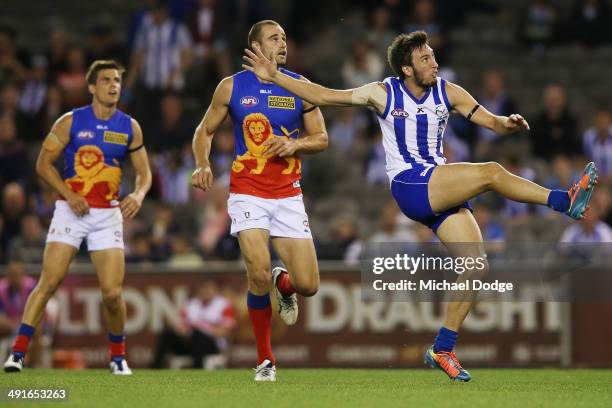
[414,69,436,87]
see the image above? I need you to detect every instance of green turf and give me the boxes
[2,369,612,408]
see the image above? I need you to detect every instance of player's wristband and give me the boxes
[128,144,144,153]
[467,104,481,121]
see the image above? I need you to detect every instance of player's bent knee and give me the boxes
[296,273,320,296]
[481,162,505,189]
[297,281,319,297]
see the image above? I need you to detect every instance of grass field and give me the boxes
[3,369,612,407]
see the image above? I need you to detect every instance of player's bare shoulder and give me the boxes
[46,112,74,147]
[442,80,471,104]
[214,76,234,105]
[374,82,388,110]
[352,82,388,114]
[130,117,142,131]
[130,118,144,144]
[443,80,458,97]
[442,79,480,116]
[53,112,74,133]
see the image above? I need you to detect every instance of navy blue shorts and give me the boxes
[391,166,473,233]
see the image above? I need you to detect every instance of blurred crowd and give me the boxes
[1,0,612,266]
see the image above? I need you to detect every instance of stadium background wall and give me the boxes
[1,263,610,369]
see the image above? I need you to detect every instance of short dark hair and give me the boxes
[387,31,429,80]
[247,20,281,47]
[85,60,125,85]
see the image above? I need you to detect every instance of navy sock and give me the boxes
[247,292,271,309]
[547,190,570,212]
[433,327,458,353]
[18,323,35,337]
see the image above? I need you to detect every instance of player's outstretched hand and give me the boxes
[66,191,90,217]
[120,192,144,219]
[505,114,530,132]
[242,44,278,82]
[192,166,214,191]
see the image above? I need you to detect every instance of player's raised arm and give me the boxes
[243,45,387,114]
[36,113,90,217]
[121,119,152,220]
[445,81,530,135]
[191,76,232,191]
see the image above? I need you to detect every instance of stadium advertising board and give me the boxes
[42,268,600,368]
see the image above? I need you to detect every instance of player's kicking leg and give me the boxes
[423,209,485,382]
[271,238,319,325]
[90,249,132,375]
[421,161,598,382]
[427,161,598,220]
[4,243,76,373]
[238,229,277,381]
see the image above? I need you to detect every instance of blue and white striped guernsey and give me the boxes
[376,76,452,182]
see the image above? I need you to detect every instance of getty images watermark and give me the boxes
[370,253,513,293]
[360,242,612,302]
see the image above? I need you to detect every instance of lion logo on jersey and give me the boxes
[232,112,299,175]
[65,145,121,200]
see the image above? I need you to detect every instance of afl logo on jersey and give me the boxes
[77,130,95,140]
[240,96,259,107]
[391,109,409,118]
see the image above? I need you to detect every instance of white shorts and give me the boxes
[46,201,124,251]
[228,193,312,239]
